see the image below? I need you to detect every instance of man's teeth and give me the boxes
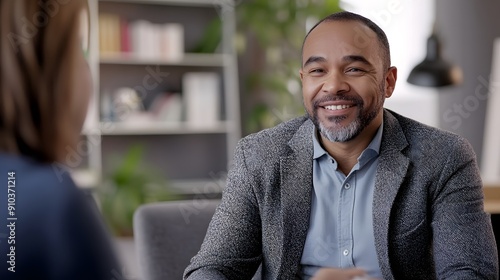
[324,105,352,110]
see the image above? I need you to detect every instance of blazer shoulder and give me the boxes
[238,116,310,153]
[386,109,476,158]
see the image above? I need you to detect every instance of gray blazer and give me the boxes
[185,109,498,280]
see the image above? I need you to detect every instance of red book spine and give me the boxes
[120,18,130,54]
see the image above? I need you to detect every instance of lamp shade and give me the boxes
[407,34,462,87]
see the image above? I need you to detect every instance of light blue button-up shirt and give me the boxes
[300,123,383,279]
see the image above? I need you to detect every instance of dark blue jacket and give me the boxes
[0,153,120,280]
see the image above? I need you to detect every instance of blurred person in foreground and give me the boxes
[185,11,498,280]
[0,0,120,279]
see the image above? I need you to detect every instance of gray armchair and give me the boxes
[133,199,221,280]
[134,199,263,279]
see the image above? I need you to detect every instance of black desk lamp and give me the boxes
[407,32,462,87]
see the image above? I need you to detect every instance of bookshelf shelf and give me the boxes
[99,0,219,8]
[78,0,241,192]
[98,121,230,135]
[99,53,227,67]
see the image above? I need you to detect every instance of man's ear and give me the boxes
[385,66,397,98]
[299,69,304,82]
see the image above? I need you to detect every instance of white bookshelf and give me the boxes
[75,0,240,193]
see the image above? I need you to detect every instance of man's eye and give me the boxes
[309,69,325,74]
[347,68,364,73]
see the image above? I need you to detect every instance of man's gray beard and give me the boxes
[311,97,382,143]
[318,116,362,142]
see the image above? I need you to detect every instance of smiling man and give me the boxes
[184,11,498,280]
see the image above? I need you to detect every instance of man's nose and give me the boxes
[321,72,349,94]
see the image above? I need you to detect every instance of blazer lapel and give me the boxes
[277,119,314,278]
[373,110,410,280]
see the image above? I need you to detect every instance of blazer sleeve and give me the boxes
[431,136,498,279]
[184,139,263,279]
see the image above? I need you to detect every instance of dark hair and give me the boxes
[302,11,391,70]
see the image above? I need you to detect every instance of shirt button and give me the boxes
[344,183,351,190]
[343,249,349,256]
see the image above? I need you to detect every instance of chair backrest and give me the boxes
[133,199,220,280]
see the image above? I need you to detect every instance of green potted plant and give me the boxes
[98,145,178,236]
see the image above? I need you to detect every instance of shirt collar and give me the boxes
[312,129,327,159]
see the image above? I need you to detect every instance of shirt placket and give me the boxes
[337,171,356,268]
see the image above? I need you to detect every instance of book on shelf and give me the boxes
[159,23,184,61]
[99,13,121,56]
[98,13,184,61]
[120,18,131,53]
[130,20,159,60]
[182,72,221,128]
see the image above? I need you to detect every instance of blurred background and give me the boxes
[70,0,500,278]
